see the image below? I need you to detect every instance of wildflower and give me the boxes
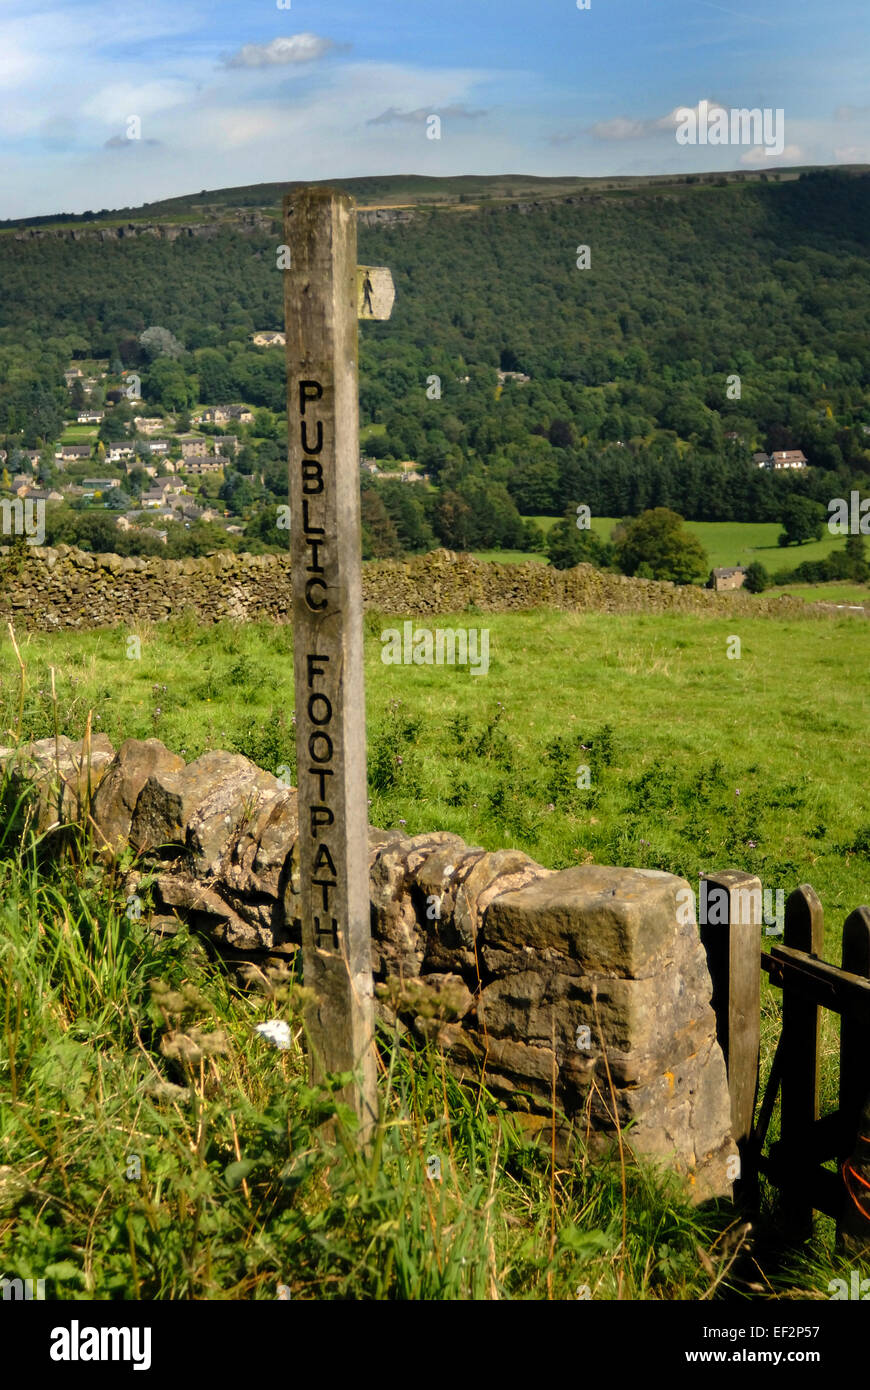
[255,1020,292,1050]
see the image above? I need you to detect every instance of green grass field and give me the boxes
[2,607,869,1299]
[471,549,548,564]
[3,609,867,945]
[59,425,99,444]
[778,583,868,606]
[522,516,860,577]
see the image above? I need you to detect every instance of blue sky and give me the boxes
[1,0,868,218]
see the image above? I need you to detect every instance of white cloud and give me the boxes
[222,35,343,69]
[833,144,870,163]
[589,117,648,141]
[205,108,287,149]
[367,103,487,126]
[739,143,802,165]
[82,80,194,125]
[834,105,870,122]
[654,100,726,130]
[589,100,726,141]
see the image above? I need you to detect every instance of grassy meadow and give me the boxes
[1,605,869,1299]
[521,515,865,578]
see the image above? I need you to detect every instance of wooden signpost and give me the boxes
[283,187,393,1144]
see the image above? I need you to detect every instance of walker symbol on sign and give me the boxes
[357,265,395,321]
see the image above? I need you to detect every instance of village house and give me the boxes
[710,566,747,592]
[183,456,223,474]
[159,476,187,495]
[63,368,84,385]
[753,452,771,468]
[107,443,136,463]
[133,417,167,435]
[8,475,32,497]
[251,331,285,347]
[179,437,210,459]
[144,439,170,456]
[141,488,167,508]
[55,443,93,463]
[497,369,531,385]
[770,450,808,469]
[215,434,239,457]
[25,487,64,503]
[82,477,121,491]
[195,404,254,426]
[77,411,104,424]
[758,450,809,470]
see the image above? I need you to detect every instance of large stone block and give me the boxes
[1,734,115,833]
[92,738,185,858]
[483,864,691,978]
[130,750,279,870]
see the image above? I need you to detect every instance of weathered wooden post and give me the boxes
[699,871,762,1199]
[282,187,393,1145]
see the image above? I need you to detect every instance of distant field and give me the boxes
[360,423,387,445]
[471,549,547,564]
[523,516,856,576]
[779,583,868,605]
[59,425,98,443]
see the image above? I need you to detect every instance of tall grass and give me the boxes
[0,798,747,1300]
[2,609,869,1298]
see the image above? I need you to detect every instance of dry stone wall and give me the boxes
[0,543,834,631]
[0,732,738,1203]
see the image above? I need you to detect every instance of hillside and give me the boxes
[1,167,868,560]
[1,164,854,228]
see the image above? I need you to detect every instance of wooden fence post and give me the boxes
[839,906,870,1139]
[780,884,824,1235]
[699,871,762,1196]
[838,905,870,1250]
